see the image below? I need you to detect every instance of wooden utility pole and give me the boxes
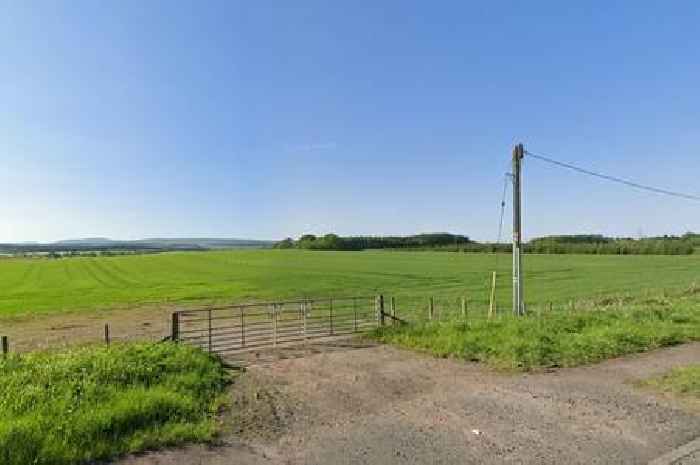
[512,143,525,316]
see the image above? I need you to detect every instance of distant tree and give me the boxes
[319,233,342,249]
[274,238,295,249]
[297,234,318,249]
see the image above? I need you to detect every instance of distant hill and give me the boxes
[134,238,272,249]
[0,237,274,253]
[55,238,119,245]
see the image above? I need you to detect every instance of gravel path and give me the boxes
[117,342,700,465]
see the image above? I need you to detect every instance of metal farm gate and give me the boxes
[171,296,381,355]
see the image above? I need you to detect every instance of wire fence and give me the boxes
[4,284,686,357]
[169,293,554,357]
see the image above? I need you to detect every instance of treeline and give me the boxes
[681,232,700,247]
[441,235,696,255]
[525,238,694,255]
[274,233,699,255]
[274,233,472,251]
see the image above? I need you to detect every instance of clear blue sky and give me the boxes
[2,1,699,242]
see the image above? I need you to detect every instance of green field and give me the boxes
[1,250,699,319]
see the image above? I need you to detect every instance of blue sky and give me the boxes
[1,1,699,242]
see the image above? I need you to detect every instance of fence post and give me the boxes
[375,296,380,327]
[429,297,434,320]
[302,302,308,338]
[548,302,553,314]
[1,336,8,356]
[273,304,278,346]
[353,298,358,332]
[390,297,396,326]
[489,271,497,319]
[208,309,213,353]
[376,295,385,326]
[380,295,385,326]
[461,297,467,319]
[329,299,334,335]
[240,307,245,348]
[171,312,180,342]
[104,324,110,345]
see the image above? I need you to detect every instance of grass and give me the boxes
[642,366,700,400]
[371,293,700,370]
[1,249,700,319]
[0,342,229,465]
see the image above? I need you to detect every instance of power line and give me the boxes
[496,173,509,244]
[492,172,510,301]
[525,150,700,202]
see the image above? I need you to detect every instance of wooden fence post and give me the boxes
[429,297,434,321]
[375,294,384,327]
[329,299,334,336]
[375,296,380,327]
[240,307,245,347]
[1,336,8,356]
[208,309,213,352]
[379,295,385,326]
[489,272,497,319]
[461,297,467,319]
[302,301,309,337]
[171,312,180,342]
[104,324,110,345]
[353,298,358,332]
[390,297,397,326]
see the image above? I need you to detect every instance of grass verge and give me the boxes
[0,342,229,465]
[641,366,700,400]
[371,295,700,370]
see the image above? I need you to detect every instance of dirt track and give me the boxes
[118,342,700,465]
